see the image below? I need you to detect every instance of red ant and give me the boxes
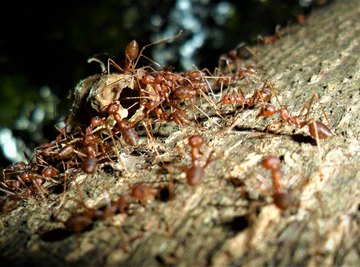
[257,26,281,45]
[219,79,272,111]
[0,194,25,213]
[106,102,140,146]
[260,156,296,210]
[217,42,257,76]
[2,154,60,197]
[169,135,213,186]
[108,31,182,77]
[186,135,214,185]
[169,108,191,126]
[63,204,96,233]
[63,183,157,233]
[61,191,119,233]
[257,93,335,140]
[130,183,157,205]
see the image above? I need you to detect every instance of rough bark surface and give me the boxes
[1,1,360,266]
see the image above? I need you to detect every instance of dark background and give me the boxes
[0,0,330,168]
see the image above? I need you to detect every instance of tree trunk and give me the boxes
[1,0,360,266]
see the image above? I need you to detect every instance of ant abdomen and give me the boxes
[272,192,295,210]
[173,86,197,100]
[58,145,74,159]
[81,156,98,174]
[186,166,204,186]
[125,40,139,61]
[42,166,58,178]
[64,212,94,233]
[121,128,139,146]
[308,120,335,139]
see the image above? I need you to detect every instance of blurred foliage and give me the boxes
[0,0,331,166]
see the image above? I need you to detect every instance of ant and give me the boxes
[217,42,257,75]
[2,154,60,197]
[0,194,25,213]
[106,102,140,146]
[260,156,296,210]
[61,191,120,233]
[130,183,157,205]
[63,182,157,234]
[219,79,272,112]
[257,26,281,45]
[169,107,191,126]
[169,135,213,186]
[108,31,182,77]
[63,204,97,233]
[257,93,335,140]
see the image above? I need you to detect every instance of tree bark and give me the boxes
[1,0,360,266]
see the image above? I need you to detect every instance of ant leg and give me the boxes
[132,31,182,71]
[264,80,287,111]
[203,149,215,169]
[142,121,160,157]
[310,120,324,180]
[304,93,333,129]
[192,103,221,128]
[107,58,125,75]
[262,121,284,136]
[103,123,127,171]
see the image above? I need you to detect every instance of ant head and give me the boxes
[107,103,120,115]
[246,65,257,75]
[221,94,235,105]
[272,192,296,210]
[131,183,156,203]
[90,116,104,128]
[258,104,276,117]
[42,166,58,178]
[188,135,204,148]
[261,156,280,171]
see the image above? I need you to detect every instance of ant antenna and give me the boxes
[133,31,183,69]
